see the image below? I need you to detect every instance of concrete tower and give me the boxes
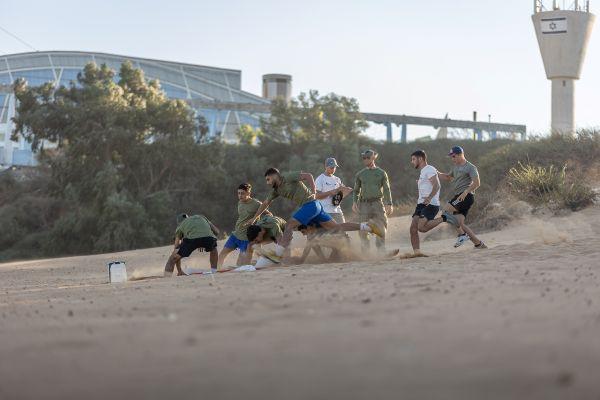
[262,74,292,102]
[532,0,595,135]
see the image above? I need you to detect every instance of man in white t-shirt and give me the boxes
[314,157,353,224]
[409,150,442,256]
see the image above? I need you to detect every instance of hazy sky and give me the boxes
[2,0,599,140]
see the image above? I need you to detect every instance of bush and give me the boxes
[508,162,597,211]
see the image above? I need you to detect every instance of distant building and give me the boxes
[0,51,272,166]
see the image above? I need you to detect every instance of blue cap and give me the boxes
[325,157,339,168]
[448,146,464,156]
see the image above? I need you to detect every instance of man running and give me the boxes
[217,183,268,269]
[249,168,383,263]
[352,149,393,252]
[438,146,487,249]
[315,157,353,224]
[409,150,441,256]
[164,213,220,277]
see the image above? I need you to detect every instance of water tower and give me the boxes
[262,74,292,102]
[532,1,595,135]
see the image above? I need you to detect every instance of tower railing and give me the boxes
[534,0,590,12]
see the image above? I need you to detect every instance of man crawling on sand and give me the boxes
[164,213,220,277]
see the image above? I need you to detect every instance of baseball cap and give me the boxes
[448,146,464,156]
[325,157,339,168]
[361,149,377,158]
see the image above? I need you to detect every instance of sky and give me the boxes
[1,0,599,140]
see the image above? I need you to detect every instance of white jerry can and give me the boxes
[108,261,128,283]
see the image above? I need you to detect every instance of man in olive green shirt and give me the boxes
[352,149,393,251]
[217,183,269,269]
[249,168,383,263]
[246,215,287,246]
[164,213,220,277]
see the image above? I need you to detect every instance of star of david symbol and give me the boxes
[549,22,557,30]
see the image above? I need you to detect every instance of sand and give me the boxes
[1,206,600,400]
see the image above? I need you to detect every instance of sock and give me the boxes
[360,222,372,232]
[274,244,285,257]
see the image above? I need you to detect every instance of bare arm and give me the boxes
[464,176,480,194]
[250,199,272,225]
[299,172,316,194]
[209,222,220,236]
[438,172,453,182]
[428,176,440,198]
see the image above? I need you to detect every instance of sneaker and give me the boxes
[474,241,488,249]
[367,221,385,239]
[454,234,470,248]
[442,211,459,227]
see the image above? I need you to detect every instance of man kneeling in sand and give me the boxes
[246,215,289,261]
[164,213,220,277]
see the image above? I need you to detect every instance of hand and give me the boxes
[243,218,256,228]
[423,196,431,205]
[352,202,359,214]
[385,205,394,216]
[457,191,468,202]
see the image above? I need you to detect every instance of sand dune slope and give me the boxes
[1,207,600,400]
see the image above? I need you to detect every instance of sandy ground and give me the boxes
[1,207,600,400]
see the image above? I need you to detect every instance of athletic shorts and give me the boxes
[177,237,217,258]
[223,234,249,253]
[448,193,475,217]
[292,200,333,226]
[413,203,440,221]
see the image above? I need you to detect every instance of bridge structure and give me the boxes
[188,99,528,142]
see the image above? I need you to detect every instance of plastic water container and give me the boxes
[108,261,128,283]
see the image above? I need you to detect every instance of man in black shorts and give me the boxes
[164,213,220,277]
[438,146,487,249]
[409,150,442,256]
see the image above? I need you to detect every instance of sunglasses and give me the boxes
[362,155,371,160]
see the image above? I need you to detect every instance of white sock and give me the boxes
[360,222,372,232]
[274,244,285,257]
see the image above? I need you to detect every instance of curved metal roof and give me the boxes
[0,50,269,105]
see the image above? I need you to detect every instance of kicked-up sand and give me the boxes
[1,206,600,400]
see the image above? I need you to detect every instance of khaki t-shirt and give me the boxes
[233,198,262,240]
[257,215,286,241]
[267,171,313,208]
[175,215,215,240]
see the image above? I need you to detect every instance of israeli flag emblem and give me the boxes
[541,18,568,34]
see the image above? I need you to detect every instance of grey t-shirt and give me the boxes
[449,161,479,196]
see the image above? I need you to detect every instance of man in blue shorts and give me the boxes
[249,168,383,263]
[217,183,269,270]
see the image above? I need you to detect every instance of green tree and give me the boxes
[11,61,198,253]
[260,90,368,147]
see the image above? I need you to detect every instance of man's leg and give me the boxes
[209,248,218,270]
[217,247,235,269]
[277,218,301,249]
[372,201,387,251]
[358,203,371,251]
[164,250,183,277]
[410,216,421,253]
[455,214,483,246]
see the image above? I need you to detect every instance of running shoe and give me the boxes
[454,234,470,248]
